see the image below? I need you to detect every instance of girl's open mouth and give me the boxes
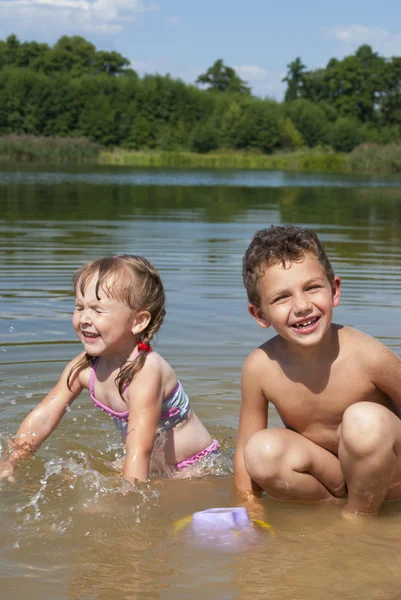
[82,331,100,340]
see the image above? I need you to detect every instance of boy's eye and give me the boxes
[74,306,83,311]
[306,285,321,291]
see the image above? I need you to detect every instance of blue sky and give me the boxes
[1,0,400,99]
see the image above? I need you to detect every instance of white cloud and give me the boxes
[324,25,401,56]
[235,64,286,99]
[0,0,159,37]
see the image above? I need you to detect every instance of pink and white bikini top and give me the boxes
[89,357,190,439]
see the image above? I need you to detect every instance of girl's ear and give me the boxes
[132,311,151,335]
[248,304,271,329]
[332,276,341,308]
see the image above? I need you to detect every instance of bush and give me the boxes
[347,143,401,173]
[191,122,220,153]
[279,117,304,150]
[287,99,328,147]
[0,133,101,162]
[232,99,282,154]
[328,117,365,152]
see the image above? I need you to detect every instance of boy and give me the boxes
[234,225,401,516]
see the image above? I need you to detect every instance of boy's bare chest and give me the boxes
[263,356,383,429]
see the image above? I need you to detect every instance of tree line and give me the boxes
[1,34,401,153]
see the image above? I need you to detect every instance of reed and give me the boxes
[99,147,349,172]
[348,143,401,173]
[0,134,101,163]
[3,134,401,176]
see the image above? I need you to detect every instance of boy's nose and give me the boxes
[293,294,312,314]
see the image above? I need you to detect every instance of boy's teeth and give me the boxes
[294,318,317,328]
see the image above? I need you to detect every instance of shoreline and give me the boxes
[1,141,401,176]
[97,149,349,173]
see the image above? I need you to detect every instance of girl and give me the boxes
[1,255,221,482]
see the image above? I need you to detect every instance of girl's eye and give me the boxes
[74,306,83,311]
[307,285,320,291]
[273,295,288,303]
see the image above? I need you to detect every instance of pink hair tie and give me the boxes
[138,341,152,353]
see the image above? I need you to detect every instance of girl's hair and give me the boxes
[243,225,334,307]
[67,254,166,396]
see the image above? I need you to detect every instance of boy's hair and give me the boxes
[68,254,166,396]
[243,225,334,307]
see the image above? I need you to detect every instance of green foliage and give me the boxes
[196,59,250,94]
[0,134,100,162]
[347,143,401,173]
[293,44,392,123]
[0,34,132,77]
[2,33,401,160]
[287,99,328,147]
[232,100,282,153]
[328,117,365,152]
[283,57,306,102]
[280,117,304,150]
[191,122,220,153]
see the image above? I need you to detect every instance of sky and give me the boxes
[1,0,401,99]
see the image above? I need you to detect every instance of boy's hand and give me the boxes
[237,490,266,521]
[0,461,16,482]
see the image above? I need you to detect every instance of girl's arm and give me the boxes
[234,351,269,498]
[123,364,164,482]
[0,354,85,479]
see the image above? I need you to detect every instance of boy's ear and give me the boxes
[248,303,271,329]
[132,310,152,335]
[332,276,341,308]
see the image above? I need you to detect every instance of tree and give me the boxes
[196,59,250,94]
[328,117,365,152]
[283,57,306,102]
[287,99,328,147]
[232,99,282,153]
[300,45,386,122]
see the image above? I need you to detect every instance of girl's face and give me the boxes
[72,274,140,360]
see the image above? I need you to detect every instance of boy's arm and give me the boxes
[0,354,84,478]
[123,364,163,483]
[367,337,401,406]
[234,350,269,499]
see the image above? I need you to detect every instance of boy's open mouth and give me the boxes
[291,317,320,329]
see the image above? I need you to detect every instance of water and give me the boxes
[1,165,401,599]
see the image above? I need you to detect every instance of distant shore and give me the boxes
[1,135,401,175]
[99,148,349,173]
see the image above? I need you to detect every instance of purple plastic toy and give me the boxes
[191,507,252,534]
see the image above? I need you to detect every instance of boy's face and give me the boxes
[248,253,340,348]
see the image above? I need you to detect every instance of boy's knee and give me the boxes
[341,402,392,457]
[243,430,288,480]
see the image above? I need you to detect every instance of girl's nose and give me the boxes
[79,308,92,324]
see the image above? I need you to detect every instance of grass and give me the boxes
[0,134,101,163]
[2,134,401,175]
[99,147,349,173]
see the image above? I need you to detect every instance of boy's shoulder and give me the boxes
[336,324,388,357]
[242,334,283,377]
[243,325,392,371]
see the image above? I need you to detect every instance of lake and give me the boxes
[1,165,401,599]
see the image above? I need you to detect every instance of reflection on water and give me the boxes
[1,166,401,599]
